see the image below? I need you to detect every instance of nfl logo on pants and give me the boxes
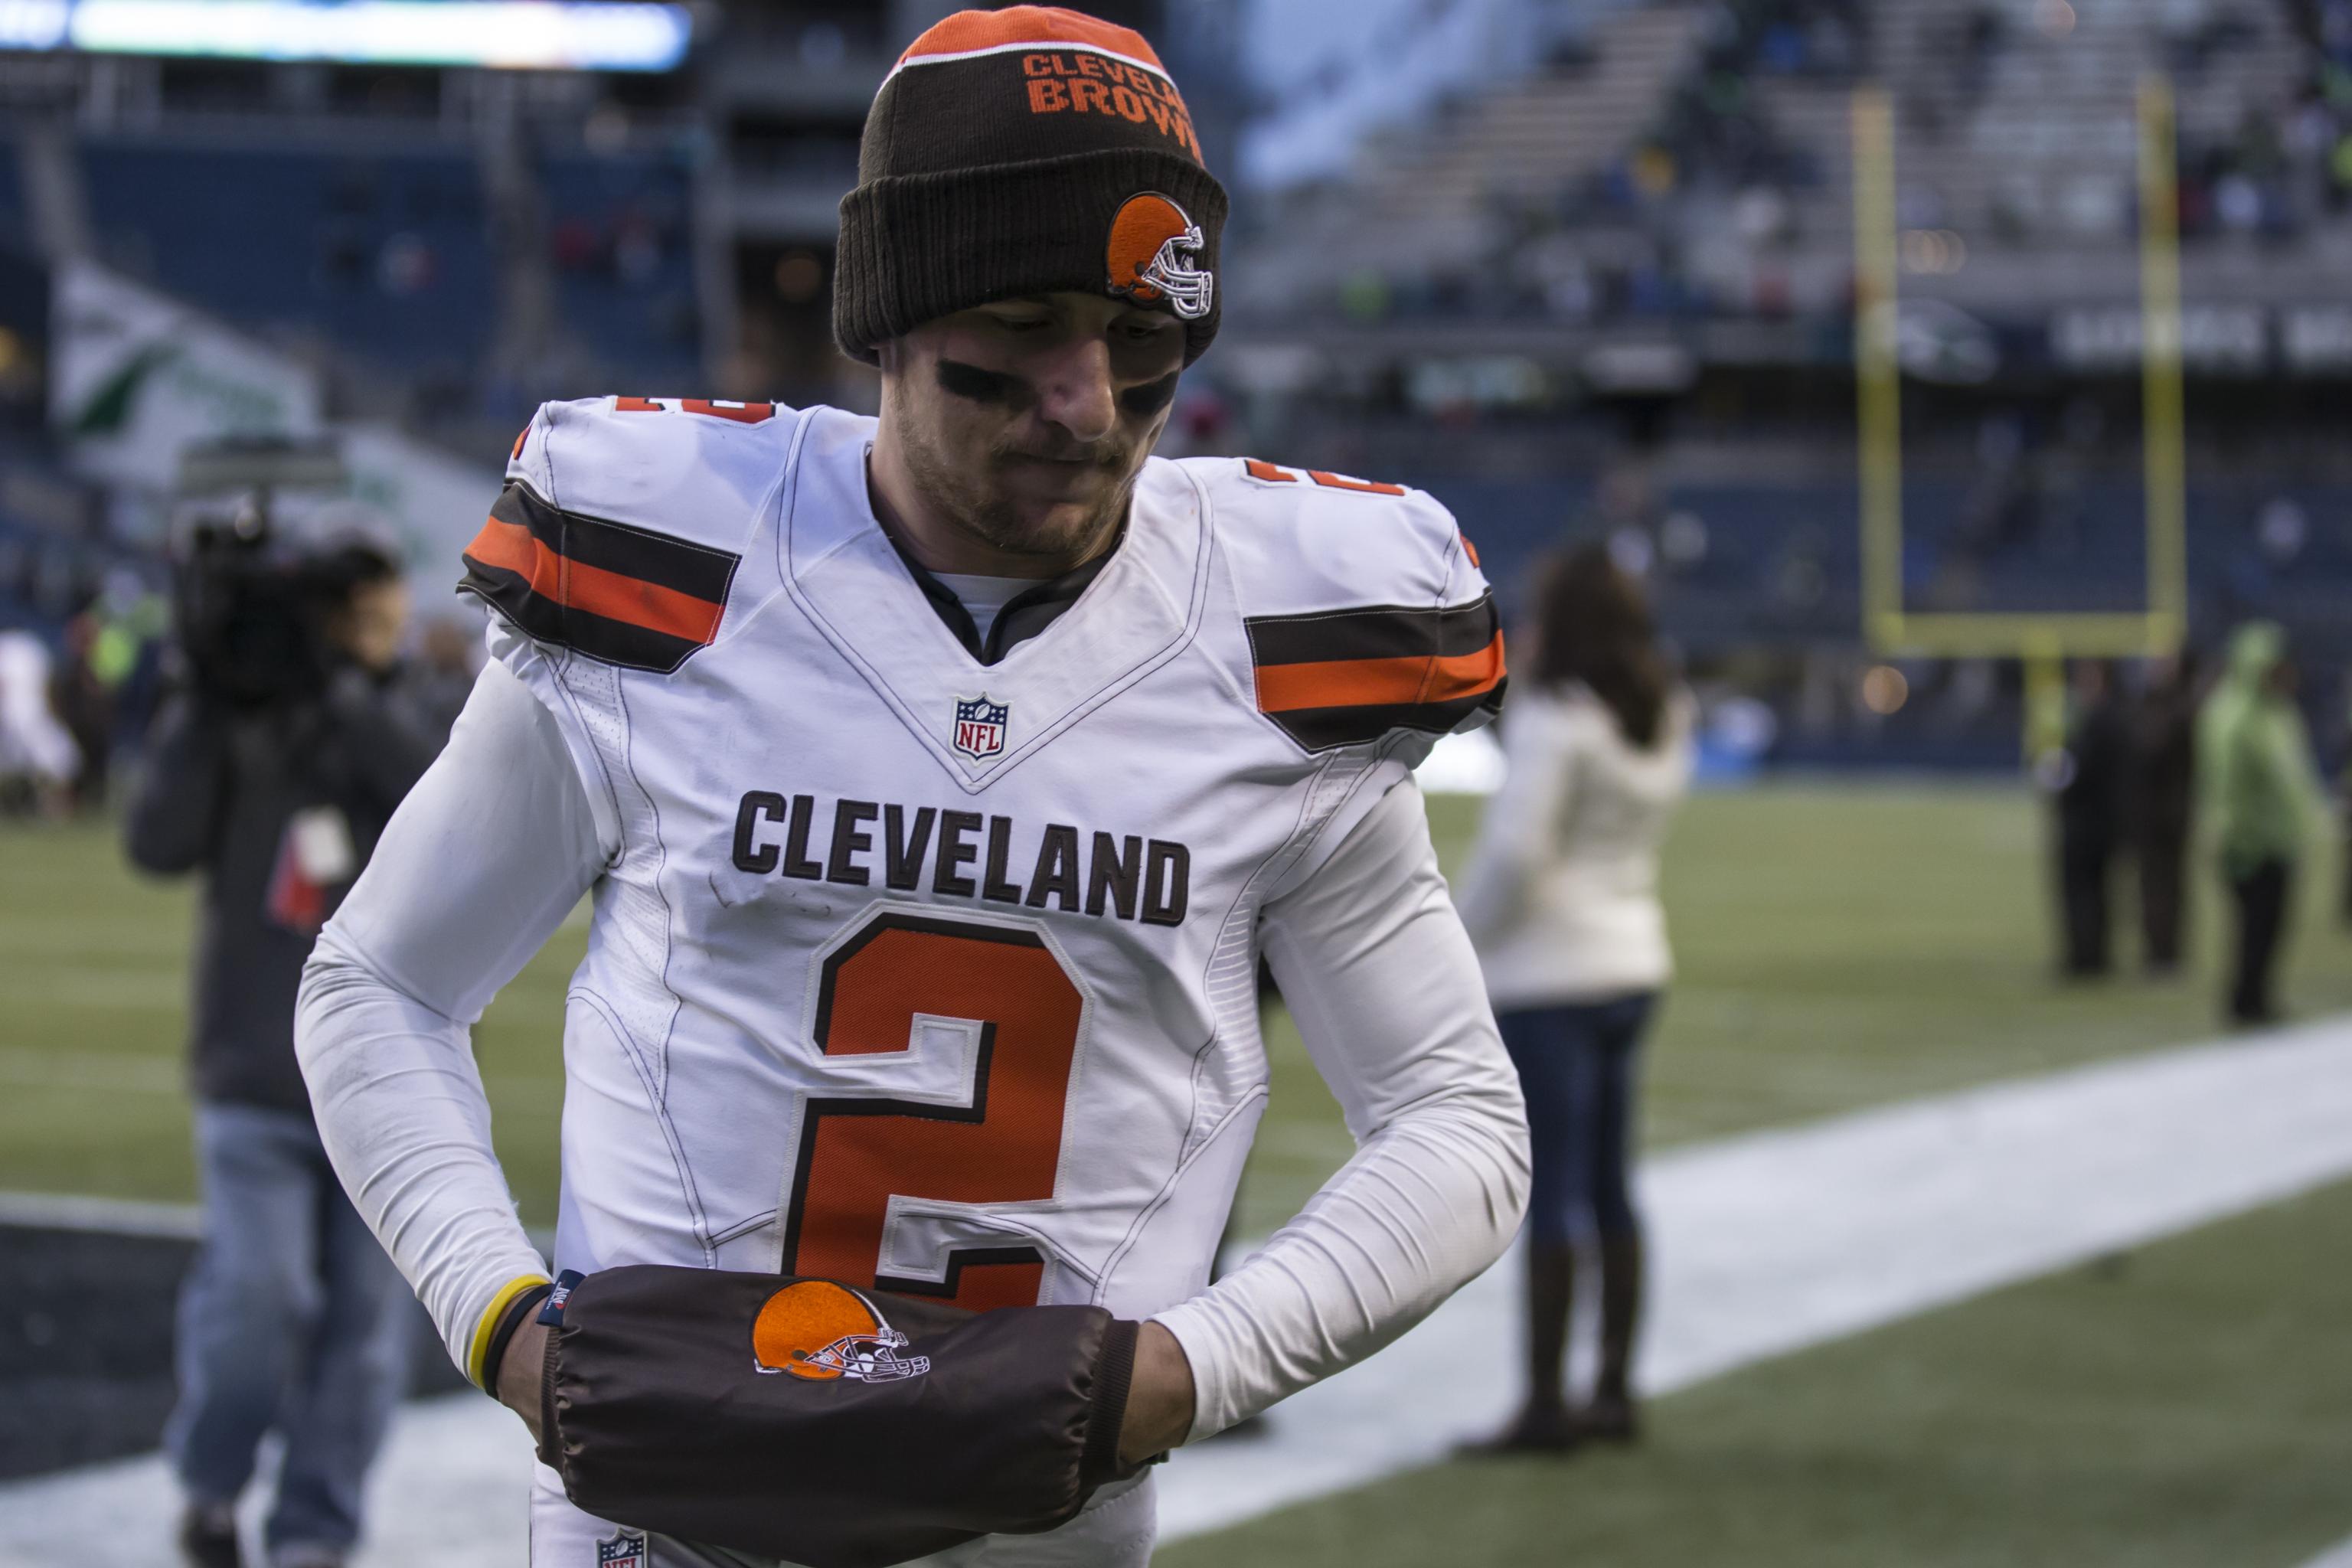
[953,694,1009,761]
[597,1530,647,1568]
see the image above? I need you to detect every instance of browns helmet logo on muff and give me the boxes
[1106,192,1214,320]
[751,1279,932,1382]
[531,1262,1144,1564]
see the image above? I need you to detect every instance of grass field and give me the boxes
[1166,1173,2352,1568]
[7,782,2347,1233]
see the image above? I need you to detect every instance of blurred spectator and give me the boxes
[2053,660,2128,979]
[2129,651,2202,976]
[0,627,80,815]
[125,540,444,1568]
[1455,544,1694,1455]
[90,568,174,760]
[2197,622,2327,1026]
[2342,672,2352,929]
[407,616,482,742]
[2257,495,2309,566]
[51,613,115,812]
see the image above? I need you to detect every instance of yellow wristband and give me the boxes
[467,1272,555,1390]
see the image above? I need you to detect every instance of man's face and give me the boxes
[877,291,1186,567]
[332,577,410,674]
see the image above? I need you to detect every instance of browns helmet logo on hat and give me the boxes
[750,1279,933,1383]
[1106,192,1214,320]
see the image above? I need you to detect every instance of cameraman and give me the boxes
[127,534,445,1568]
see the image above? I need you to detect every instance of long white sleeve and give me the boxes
[295,658,611,1380]
[1153,780,1532,1439]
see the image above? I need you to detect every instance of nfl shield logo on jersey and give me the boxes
[952,695,1009,761]
[596,1528,648,1568]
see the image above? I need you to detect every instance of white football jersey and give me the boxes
[458,395,1504,1322]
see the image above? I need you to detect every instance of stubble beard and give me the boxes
[901,424,1138,570]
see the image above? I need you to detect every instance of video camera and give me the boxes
[171,437,372,710]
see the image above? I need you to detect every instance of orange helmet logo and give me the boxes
[1106,192,1214,321]
[750,1280,931,1383]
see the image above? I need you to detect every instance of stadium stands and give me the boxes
[538,147,703,384]
[74,132,715,410]
[1236,0,2352,326]
[0,136,26,255]
[83,139,499,375]
[2,0,2344,775]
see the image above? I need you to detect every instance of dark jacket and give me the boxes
[126,665,445,1114]
[2129,674,2199,844]
[2058,692,2129,851]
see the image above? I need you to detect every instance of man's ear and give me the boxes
[875,337,911,376]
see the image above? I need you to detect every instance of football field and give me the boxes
[1168,1168,2352,1568]
[5,782,2352,1566]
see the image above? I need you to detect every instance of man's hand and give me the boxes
[495,1316,550,1446]
[1116,1321,1194,1466]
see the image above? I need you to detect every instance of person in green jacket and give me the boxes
[2197,622,2328,1024]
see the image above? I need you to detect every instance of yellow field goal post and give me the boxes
[1850,79,2190,756]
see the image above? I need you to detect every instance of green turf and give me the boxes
[4,785,2348,1234]
[1243,784,2352,1234]
[1158,1172,2352,1568]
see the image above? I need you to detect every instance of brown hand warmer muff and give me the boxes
[526,1266,1142,1568]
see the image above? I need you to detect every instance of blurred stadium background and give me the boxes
[3,0,2352,1563]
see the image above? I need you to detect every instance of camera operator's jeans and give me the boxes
[167,1101,416,1558]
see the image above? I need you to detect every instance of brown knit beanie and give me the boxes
[834,5,1227,367]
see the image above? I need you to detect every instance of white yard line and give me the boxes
[1161,1013,2352,1538]
[0,1188,203,1240]
[6,1018,2352,1566]
[2298,1535,2352,1568]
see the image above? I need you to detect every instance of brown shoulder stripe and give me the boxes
[459,483,740,674]
[1246,596,1507,752]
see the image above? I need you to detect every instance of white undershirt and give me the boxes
[930,571,1034,645]
[295,662,1529,1441]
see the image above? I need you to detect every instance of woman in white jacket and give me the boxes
[1455,544,1693,1453]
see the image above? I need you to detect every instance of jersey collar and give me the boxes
[880,520,1123,666]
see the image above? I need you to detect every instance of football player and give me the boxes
[295,7,1529,1564]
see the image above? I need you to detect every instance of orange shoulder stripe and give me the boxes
[463,516,725,646]
[1256,632,1506,714]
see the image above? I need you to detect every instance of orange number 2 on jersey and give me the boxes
[782,912,1082,1312]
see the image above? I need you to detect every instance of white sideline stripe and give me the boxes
[0,1189,204,1240]
[2,1018,2350,1566]
[1158,1014,2352,1538]
[0,1190,557,1255]
[2298,1535,2352,1568]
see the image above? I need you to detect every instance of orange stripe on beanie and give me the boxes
[894,5,1167,74]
